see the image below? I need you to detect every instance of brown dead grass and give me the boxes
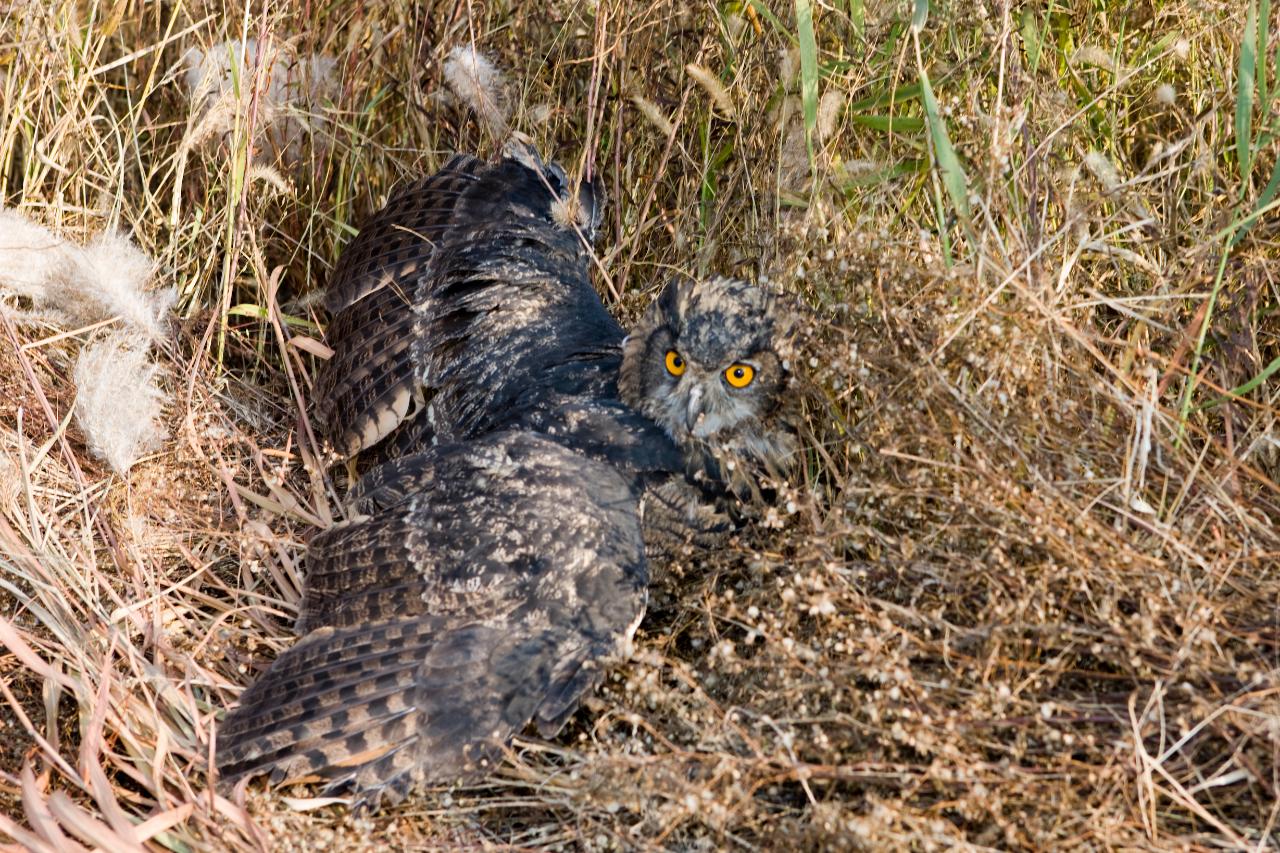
[1,1,1278,850]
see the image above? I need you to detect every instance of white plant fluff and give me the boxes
[0,209,70,299]
[0,209,173,338]
[443,45,510,136]
[60,230,173,338]
[181,38,337,165]
[73,334,167,475]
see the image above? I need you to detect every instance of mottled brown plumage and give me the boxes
[218,432,650,805]
[312,143,610,460]
[312,154,487,458]
[218,140,795,810]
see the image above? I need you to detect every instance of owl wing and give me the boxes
[316,140,618,460]
[321,154,488,315]
[313,155,486,457]
[216,431,648,809]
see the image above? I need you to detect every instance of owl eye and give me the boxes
[665,350,686,376]
[724,363,755,388]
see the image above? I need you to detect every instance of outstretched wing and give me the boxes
[313,155,485,457]
[315,141,619,460]
[217,432,648,808]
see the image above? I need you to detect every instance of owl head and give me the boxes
[620,276,796,483]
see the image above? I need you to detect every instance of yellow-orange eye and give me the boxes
[725,363,755,388]
[665,350,686,376]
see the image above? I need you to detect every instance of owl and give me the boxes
[217,138,795,809]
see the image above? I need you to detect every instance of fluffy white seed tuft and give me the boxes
[181,39,337,166]
[1083,150,1121,193]
[0,209,173,338]
[74,334,166,475]
[443,45,510,137]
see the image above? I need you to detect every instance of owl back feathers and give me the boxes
[321,153,486,315]
[314,141,614,461]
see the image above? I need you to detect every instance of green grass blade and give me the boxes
[1177,241,1231,431]
[919,68,971,223]
[848,114,925,133]
[796,0,819,166]
[1260,0,1270,113]
[1236,0,1257,183]
[847,81,923,112]
[1200,353,1280,410]
[1254,153,1280,214]
[848,0,864,40]
[833,158,928,190]
[1229,155,1280,247]
[1020,9,1046,75]
[228,304,320,332]
[747,0,789,39]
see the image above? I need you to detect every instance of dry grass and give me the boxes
[1,1,1278,849]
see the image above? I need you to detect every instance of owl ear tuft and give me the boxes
[655,277,690,321]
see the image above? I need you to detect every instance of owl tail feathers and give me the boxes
[215,616,611,811]
[216,620,435,810]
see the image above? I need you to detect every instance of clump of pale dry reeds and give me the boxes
[0,2,1277,850]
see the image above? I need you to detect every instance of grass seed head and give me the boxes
[0,211,170,337]
[182,38,338,166]
[443,44,511,138]
[72,333,166,475]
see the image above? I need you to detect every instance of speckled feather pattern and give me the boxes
[219,433,649,807]
[313,156,486,456]
[218,142,793,809]
[314,143,615,459]
[620,275,797,492]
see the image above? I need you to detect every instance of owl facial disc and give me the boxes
[620,276,793,473]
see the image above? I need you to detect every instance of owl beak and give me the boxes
[685,386,706,433]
